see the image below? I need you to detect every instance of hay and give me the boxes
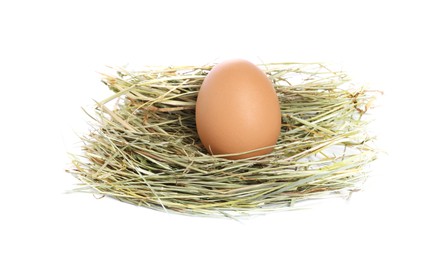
[68,62,379,217]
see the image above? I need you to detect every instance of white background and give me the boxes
[1,0,431,259]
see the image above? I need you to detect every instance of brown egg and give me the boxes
[195,59,281,160]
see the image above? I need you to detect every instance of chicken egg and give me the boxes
[195,59,281,160]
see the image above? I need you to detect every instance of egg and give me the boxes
[195,59,281,160]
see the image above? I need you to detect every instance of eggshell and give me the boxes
[195,59,281,160]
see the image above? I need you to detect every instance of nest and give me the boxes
[69,62,379,217]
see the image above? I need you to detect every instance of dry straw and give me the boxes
[68,62,380,217]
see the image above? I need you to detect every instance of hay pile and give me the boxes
[69,62,379,217]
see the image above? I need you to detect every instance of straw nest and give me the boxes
[68,62,379,217]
